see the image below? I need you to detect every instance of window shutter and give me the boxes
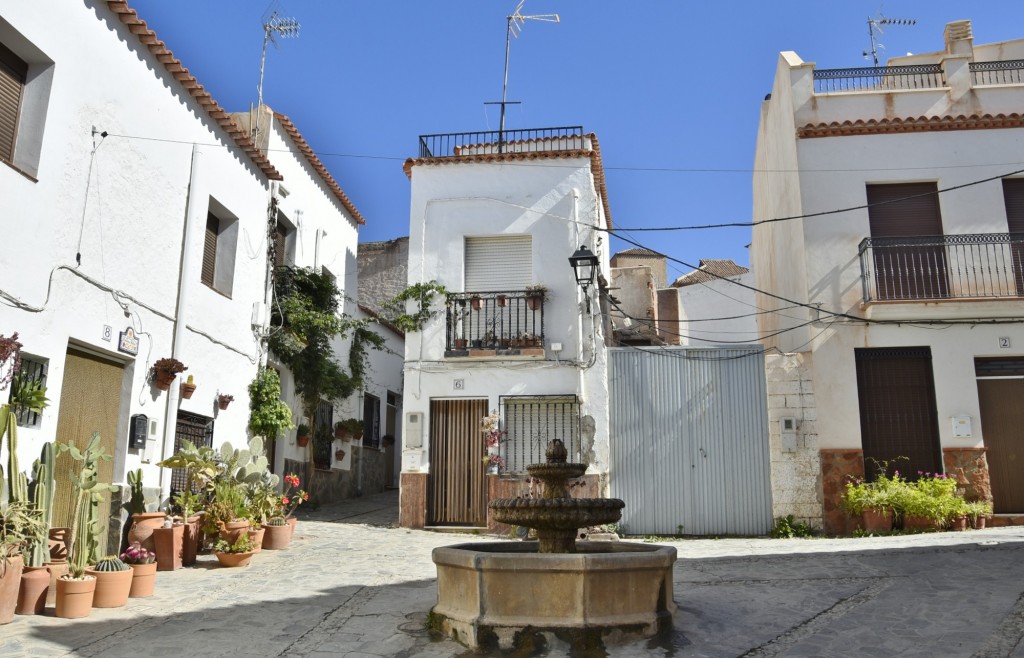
[1004,179,1024,233]
[202,213,218,287]
[273,223,287,267]
[464,236,532,291]
[866,183,943,237]
[866,183,947,299]
[0,43,27,163]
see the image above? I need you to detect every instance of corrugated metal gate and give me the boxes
[609,347,772,536]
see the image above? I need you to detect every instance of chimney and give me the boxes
[944,20,973,56]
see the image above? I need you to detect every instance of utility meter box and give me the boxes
[780,416,798,453]
[128,414,148,449]
[405,412,423,449]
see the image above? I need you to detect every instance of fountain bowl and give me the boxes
[431,540,676,651]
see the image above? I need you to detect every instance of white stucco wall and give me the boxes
[676,272,760,346]
[0,2,275,500]
[403,157,611,477]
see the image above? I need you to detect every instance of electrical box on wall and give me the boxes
[952,415,972,438]
[128,414,148,449]
[780,416,798,453]
[405,412,423,449]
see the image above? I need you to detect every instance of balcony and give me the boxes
[445,290,546,357]
[970,59,1024,86]
[418,126,585,158]
[858,233,1024,302]
[813,64,945,94]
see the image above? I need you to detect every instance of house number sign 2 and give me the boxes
[999,337,1011,349]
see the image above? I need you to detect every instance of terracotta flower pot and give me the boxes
[972,516,987,530]
[219,519,251,545]
[48,527,70,562]
[154,369,176,391]
[247,527,266,553]
[55,575,96,619]
[128,562,157,598]
[335,449,346,461]
[154,524,184,571]
[0,556,25,624]
[297,435,310,447]
[85,568,132,608]
[127,512,167,553]
[16,566,49,615]
[217,396,232,410]
[286,517,298,538]
[182,515,202,566]
[861,508,893,533]
[44,560,68,606]
[214,551,255,568]
[903,514,939,531]
[261,524,292,550]
[949,516,968,532]
[527,295,543,311]
[180,382,197,399]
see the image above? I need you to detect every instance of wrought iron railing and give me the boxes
[445,290,546,351]
[418,126,585,158]
[858,233,1024,302]
[813,64,945,94]
[500,395,581,474]
[970,59,1024,86]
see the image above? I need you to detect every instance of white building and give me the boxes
[672,260,759,347]
[753,20,1024,532]
[0,0,280,549]
[398,129,612,529]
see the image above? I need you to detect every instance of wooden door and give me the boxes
[977,378,1024,512]
[52,349,124,555]
[428,399,488,526]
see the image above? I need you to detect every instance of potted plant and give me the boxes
[841,472,899,533]
[470,295,483,310]
[151,357,187,391]
[965,500,993,529]
[180,374,197,399]
[453,337,468,350]
[55,433,117,619]
[496,294,508,307]
[217,393,234,410]
[334,420,350,440]
[482,454,505,475]
[335,448,346,462]
[247,367,293,442]
[342,418,363,441]
[157,440,219,565]
[296,423,311,447]
[277,473,308,539]
[86,555,132,608]
[119,542,156,598]
[0,500,44,624]
[262,516,291,551]
[213,535,257,568]
[525,284,547,311]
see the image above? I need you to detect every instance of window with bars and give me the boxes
[8,354,47,427]
[500,395,581,473]
[170,412,214,493]
[313,398,334,469]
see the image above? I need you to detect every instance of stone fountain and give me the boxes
[431,440,677,651]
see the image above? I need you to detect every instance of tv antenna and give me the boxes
[485,1,560,147]
[864,14,915,67]
[253,10,301,141]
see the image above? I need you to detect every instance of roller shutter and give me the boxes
[464,236,532,291]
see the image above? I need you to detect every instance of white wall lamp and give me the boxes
[568,245,599,313]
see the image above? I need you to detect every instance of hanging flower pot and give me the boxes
[151,357,187,392]
[296,423,311,447]
[470,296,483,310]
[217,394,234,410]
[335,449,346,461]
[180,375,197,399]
[496,294,508,307]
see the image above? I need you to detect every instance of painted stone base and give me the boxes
[399,472,427,529]
[431,541,676,651]
[942,448,992,503]
[819,449,864,535]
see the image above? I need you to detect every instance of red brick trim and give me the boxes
[798,112,1024,139]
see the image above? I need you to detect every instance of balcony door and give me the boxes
[867,183,948,300]
[463,236,533,344]
[1003,178,1024,295]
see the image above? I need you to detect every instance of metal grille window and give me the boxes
[500,395,581,473]
[170,412,214,493]
[9,354,47,427]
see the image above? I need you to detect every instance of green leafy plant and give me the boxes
[8,372,49,416]
[247,367,293,441]
[158,440,218,523]
[57,433,118,579]
[770,515,817,539]
[213,534,256,554]
[380,281,448,333]
[965,500,993,525]
[0,499,45,575]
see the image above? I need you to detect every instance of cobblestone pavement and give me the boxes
[3,490,1024,657]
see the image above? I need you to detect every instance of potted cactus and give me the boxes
[180,374,197,399]
[120,542,156,598]
[86,556,132,608]
[261,516,291,551]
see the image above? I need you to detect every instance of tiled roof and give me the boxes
[613,247,662,258]
[274,112,366,225]
[105,1,282,181]
[403,133,613,230]
[798,112,1024,138]
[672,259,749,287]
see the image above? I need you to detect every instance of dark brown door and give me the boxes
[856,347,943,478]
[428,398,489,526]
[976,367,1024,513]
[1003,178,1024,295]
[867,183,948,300]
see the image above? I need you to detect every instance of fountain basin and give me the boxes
[432,541,676,650]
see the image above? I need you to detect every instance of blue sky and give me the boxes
[130,1,1024,283]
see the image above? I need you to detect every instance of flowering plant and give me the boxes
[278,473,309,517]
[119,541,156,565]
[482,454,506,470]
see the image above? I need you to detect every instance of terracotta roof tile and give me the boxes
[105,1,282,181]
[672,259,749,287]
[798,112,1024,138]
[613,247,661,258]
[403,133,613,230]
[273,112,366,225]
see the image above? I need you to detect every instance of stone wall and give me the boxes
[286,447,388,506]
[820,449,864,535]
[357,238,409,313]
[943,448,992,503]
[765,353,822,528]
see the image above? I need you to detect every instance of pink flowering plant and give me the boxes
[482,454,506,470]
[278,473,309,517]
[120,541,156,565]
[481,410,507,472]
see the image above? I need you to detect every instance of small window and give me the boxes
[363,393,381,449]
[201,200,238,297]
[464,235,532,291]
[0,21,55,177]
[0,41,27,164]
[8,354,48,428]
[274,212,296,267]
[501,395,581,473]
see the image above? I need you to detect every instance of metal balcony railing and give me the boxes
[970,59,1024,86]
[418,126,585,158]
[813,64,945,94]
[445,290,546,351]
[858,233,1024,302]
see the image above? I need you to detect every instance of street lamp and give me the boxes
[568,245,599,312]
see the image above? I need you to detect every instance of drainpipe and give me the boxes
[159,144,203,503]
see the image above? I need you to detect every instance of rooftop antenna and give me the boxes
[254,10,301,142]
[864,14,915,67]
[485,1,559,151]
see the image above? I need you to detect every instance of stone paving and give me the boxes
[3,490,1024,657]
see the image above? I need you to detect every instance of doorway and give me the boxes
[976,357,1024,513]
[427,398,488,526]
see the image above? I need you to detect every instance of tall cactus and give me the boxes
[1,404,28,504]
[58,433,117,578]
[27,442,54,567]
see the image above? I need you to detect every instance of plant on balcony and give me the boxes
[525,284,547,311]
